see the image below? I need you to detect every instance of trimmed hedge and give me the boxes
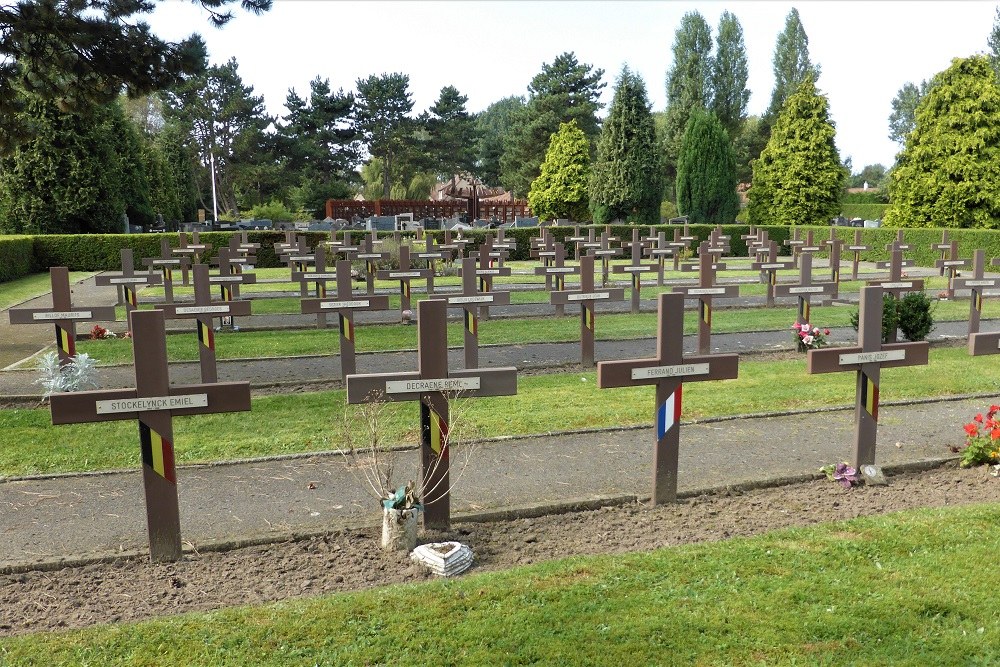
[0,236,37,282]
[5,225,1000,282]
[840,203,889,220]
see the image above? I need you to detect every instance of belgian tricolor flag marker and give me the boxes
[140,421,177,484]
[860,372,879,421]
[197,319,215,351]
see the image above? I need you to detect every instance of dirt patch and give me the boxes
[1,461,997,637]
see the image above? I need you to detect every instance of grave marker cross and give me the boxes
[846,229,871,281]
[612,228,658,314]
[292,245,338,328]
[642,231,673,286]
[598,292,738,504]
[357,232,389,295]
[774,252,838,326]
[429,256,511,368]
[958,250,1000,353]
[749,240,793,307]
[8,267,118,365]
[534,242,578,318]
[172,231,212,286]
[49,309,251,562]
[376,243,433,319]
[868,245,925,344]
[933,240,968,299]
[551,255,625,367]
[142,238,190,304]
[807,285,929,467]
[280,237,316,298]
[672,242,740,354]
[346,299,517,529]
[588,230,622,287]
[413,234,449,295]
[95,248,162,315]
[824,228,845,296]
[301,259,391,376]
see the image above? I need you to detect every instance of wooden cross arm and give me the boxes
[533,266,580,276]
[550,288,626,305]
[155,301,252,319]
[670,285,740,299]
[750,261,793,270]
[773,283,838,298]
[806,342,929,375]
[680,262,727,272]
[142,257,191,269]
[969,332,1000,356]
[426,292,511,308]
[953,277,999,290]
[51,382,251,425]
[935,258,969,270]
[346,367,518,404]
[95,274,163,287]
[300,295,390,314]
[9,305,117,324]
[374,268,434,279]
[866,278,925,291]
[209,274,257,286]
[598,354,738,389]
[612,264,658,274]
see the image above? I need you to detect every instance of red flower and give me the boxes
[991,428,1000,441]
[823,329,831,335]
[975,413,984,423]
[965,423,980,436]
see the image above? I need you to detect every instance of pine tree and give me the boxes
[710,11,750,139]
[764,8,820,127]
[528,121,591,222]
[885,56,1000,229]
[662,11,713,184]
[676,108,739,224]
[747,76,845,226]
[589,68,663,225]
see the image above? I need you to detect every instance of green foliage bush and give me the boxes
[850,293,900,344]
[897,291,935,341]
[0,236,36,281]
[840,204,888,220]
[842,191,884,204]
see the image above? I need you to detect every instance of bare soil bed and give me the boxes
[2,461,997,637]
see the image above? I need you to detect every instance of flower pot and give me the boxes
[381,506,419,552]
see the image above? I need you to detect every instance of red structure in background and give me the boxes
[325,199,531,224]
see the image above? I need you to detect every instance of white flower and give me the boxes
[803,335,814,346]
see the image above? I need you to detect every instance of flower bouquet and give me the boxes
[793,322,831,352]
[954,405,1000,467]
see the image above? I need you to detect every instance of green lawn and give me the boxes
[1,346,990,476]
[0,271,97,311]
[3,503,999,665]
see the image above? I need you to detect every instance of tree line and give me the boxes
[2,1,1000,234]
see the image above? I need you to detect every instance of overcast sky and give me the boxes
[147,0,999,171]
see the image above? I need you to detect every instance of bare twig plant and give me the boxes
[338,389,477,512]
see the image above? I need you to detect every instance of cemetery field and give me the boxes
[3,495,1000,664]
[75,299,998,366]
[0,345,988,477]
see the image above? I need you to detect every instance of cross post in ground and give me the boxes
[279,237,316,299]
[824,228,845,297]
[750,240,794,307]
[301,259,391,376]
[807,285,929,467]
[774,252,838,327]
[142,239,190,304]
[672,241,740,354]
[413,234,449,295]
[429,256,511,368]
[95,248,162,316]
[530,229,557,291]
[49,309,251,562]
[551,255,625,367]
[357,232,388,295]
[643,231,673,286]
[931,230,952,277]
[846,229,871,281]
[613,228,658,314]
[588,230,622,287]
[933,240,968,299]
[469,237,513,321]
[598,292,738,504]
[667,227,693,271]
[346,299,517,529]
[784,228,805,268]
[292,245,338,328]
[955,250,1000,346]
[535,242,578,318]
[376,243,432,320]
[154,263,251,383]
[8,267,117,365]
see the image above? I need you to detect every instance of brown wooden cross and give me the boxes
[707,225,731,256]
[346,299,517,529]
[438,229,468,260]
[643,231,674,286]
[598,292,738,504]
[301,259,391,376]
[567,224,588,259]
[933,240,968,299]
[95,248,162,316]
[357,232,389,295]
[750,240,794,307]
[230,231,260,260]
[172,231,212,286]
[846,229,871,281]
[279,237,317,298]
[535,241,578,317]
[49,309,251,562]
[672,241,740,354]
[588,230,622,287]
[8,267,117,365]
[272,229,297,255]
[154,263,251,383]
[885,229,912,257]
[428,256,511,368]
[807,285,929,467]
[749,230,773,284]
[956,250,1000,350]
[469,238,513,321]
[530,229,557,291]
[869,245,925,343]
[740,225,759,249]
[212,246,258,302]
[774,252,838,327]
[322,230,361,261]
[142,238,190,304]
[492,227,517,264]
[292,245,338,328]
[551,255,625,367]
[666,227,693,271]
[824,227,845,296]
[613,228,658,313]
[931,230,953,277]
[413,234,449,295]
[783,227,805,268]
[377,243,432,319]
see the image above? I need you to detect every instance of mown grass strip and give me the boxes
[1,346,991,477]
[0,271,96,311]
[2,504,999,665]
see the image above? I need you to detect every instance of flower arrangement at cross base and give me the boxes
[793,322,831,352]
[820,462,861,488]
[90,324,131,340]
[951,405,1000,468]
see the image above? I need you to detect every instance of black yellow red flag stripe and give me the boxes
[860,371,879,420]
[139,421,177,483]
[197,320,214,350]
[464,309,477,336]
[583,304,595,331]
[429,409,449,458]
[339,313,354,343]
[700,299,711,326]
[57,324,74,356]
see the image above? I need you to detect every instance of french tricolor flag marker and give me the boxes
[657,386,682,440]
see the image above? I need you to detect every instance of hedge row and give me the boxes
[840,203,890,220]
[4,226,1000,281]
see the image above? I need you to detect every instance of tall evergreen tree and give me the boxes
[528,121,591,222]
[155,120,199,223]
[589,68,663,225]
[426,85,478,181]
[747,75,845,226]
[885,56,1000,229]
[764,8,820,127]
[676,108,739,224]
[475,96,525,188]
[500,52,605,198]
[354,72,415,199]
[106,101,155,228]
[710,10,750,139]
[662,11,714,183]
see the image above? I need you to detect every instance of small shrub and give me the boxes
[897,291,934,341]
[850,293,899,343]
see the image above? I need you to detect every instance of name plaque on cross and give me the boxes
[839,350,907,365]
[108,277,152,285]
[32,310,93,320]
[848,245,868,251]
[787,286,825,294]
[880,281,914,289]
[385,377,482,393]
[448,295,497,304]
[567,292,611,301]
[174,305,232,315]
[685,287,726,295]
[209,276,245,283]
[759,263,787,269]
[318,299,372,310]
[544,267,576,274]
[631,363,710,380]
[622,266,654,273]
[357,253,383,259]
[964,280,997,287]
[149,259,182,266]
[96,394,209,414]
[388,271,422,278]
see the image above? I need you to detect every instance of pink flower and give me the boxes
[824,329,831,335]
[803,335,814,346]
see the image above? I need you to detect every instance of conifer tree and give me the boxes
[885,56,1000,229]
[589,68,662,225]
[747,75,845,226]
[710,11,750,139]
[662,11,713,184]
[676,109,739,224]
[528,120,591,222]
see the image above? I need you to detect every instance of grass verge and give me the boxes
[0,271,96,311]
